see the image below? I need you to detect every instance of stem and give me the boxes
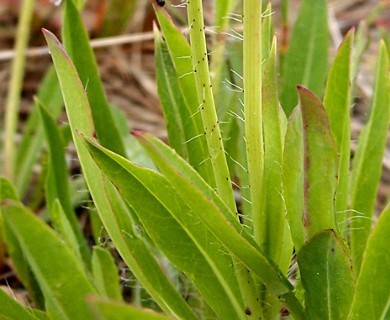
[187,0,235,211]
[243,0,264,245]
[3,0,36,179]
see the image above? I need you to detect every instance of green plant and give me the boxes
[1,0,389,319]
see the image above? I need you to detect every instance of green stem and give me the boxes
[3,0,36,180]
[187,0,235,211]
[243,0,264,245]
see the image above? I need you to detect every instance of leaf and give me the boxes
[100,0,138,36]
[280,0,329,115]
[50,200,84,264]
[15,67,63,195]
[2,201,44,308]
[298,86,338,238]
[0,287,40,320]
[2,203,97,320]
[43,29,197,320]
[349,42,389,273]
[0,177,19,202]
[298,230,355,319]
[89,297,173,320]
[283,107,306,251]
[262,37,291,267]
[92,247,123,302]
[81,135,245,319]
[348,204,390,319]
[154,26,188,157]
[323,30,353,225]
[62,0,126,157]
[154,8,215,187]
[38,101,90,266]
[132,133,307,319]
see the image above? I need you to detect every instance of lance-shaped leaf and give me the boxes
[81,134,245,319]
[323,30,353,227]
[62,0,126,157]
[348,204,390,319]
[298,230,355,319]
[2,203,97,320]
[132,133,307,319]
[154,7,214,186]
[283,107,306,250]
[280,0,329,115]
[89,298,173,320]
[0,287,40,320]
[38,102,90,266]
[262,37,291,267]
[350,42,390,273]
[92,247,123,302]
[42,29,197,320]
[298,86,338,238]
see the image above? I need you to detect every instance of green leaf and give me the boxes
[262,37,290,267]
[323,30,353,226]
[154,26,188,157]
[0,177,19,202]
[154,7,215,187]
[0,287,39,320]
[283,107,306,251]
[280,0,329,115]
[62,0,126,157]
[348,204,390,319]
[92,247,123,302]
[38,101,90,266]
[298,86,338,238]
[2,203,97,320]
[89,298,173,320]
[298,230,355,319]
[2,201,44,308]
[132,133,306,319]
[43,29,197,320]
[15,67,63,196]
[81,135,245,319]
[50,200,84,264]
[350,42,390,273]
[100,0,139,36]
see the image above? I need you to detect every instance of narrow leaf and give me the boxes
[15,67,63,195]
[38,102,90,265]
[43,29,197,320]
[298,86,338,238]
[283,107,305,250]
[0,287,39,320]
[89,298,173,320]
[62,0,126,157]
[350,42,390,273]
[133,133,306,318]
[280,0,329,115]
[262,37,290,267]
[154,7,215,186]
[349,204,390,319]
[298,230,355,319]
[92,247,123,302]
[81,135,245,319]
[323,30,353,225]
[2,203,97,320]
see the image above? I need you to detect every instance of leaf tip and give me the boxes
[130,129,147,139]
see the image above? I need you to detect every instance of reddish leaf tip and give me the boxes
[130,129,146,138]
